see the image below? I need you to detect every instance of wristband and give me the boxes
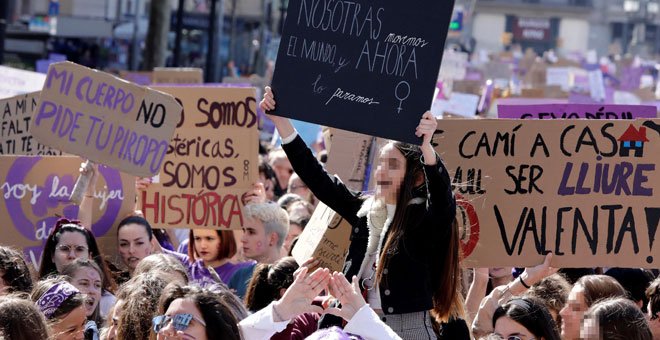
[518,276,531,289]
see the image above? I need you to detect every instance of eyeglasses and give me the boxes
[56,245,88,254]
[506,337,536,340]
[152,313,206,333]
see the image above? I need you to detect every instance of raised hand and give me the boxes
[521,253,558,286]
[324,272,366,321]
[415,111,437,146]
[241,182,267,205]
[273,266,330,321]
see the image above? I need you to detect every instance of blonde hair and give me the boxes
[244,202,289,248]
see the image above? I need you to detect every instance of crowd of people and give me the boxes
[0,87,658,340]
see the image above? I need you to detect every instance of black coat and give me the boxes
[282,136,456,315]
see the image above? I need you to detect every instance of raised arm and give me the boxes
[77,161,98,231]
[261,87,363,220]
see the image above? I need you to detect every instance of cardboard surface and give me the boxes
[152,68,204,84]
[325,128,381,192]
[434,118,660,267]
[30,62,183,177]
[0,156,135,269]
[1,92,63,155]
[498,104,658,119]
[0,66,47,99]
[292,201,352,273]
[140,87,259,229]
[270,0,456,144]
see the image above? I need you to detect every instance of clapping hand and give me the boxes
[324,272,366,321]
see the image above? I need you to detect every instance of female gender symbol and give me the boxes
[395,81,411,113]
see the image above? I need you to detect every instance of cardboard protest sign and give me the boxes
[139,87,259,229]
[119,71,153,85]
[152,68,204,84]
[498,104,658,119]
[1,92,63,155]
[0,156,135,269]
[270,0,456,144]
[30,62,183,177]
[434,118,660,267]
[292,201,352,272]
[325,128,383,192]
[432,93,480,118]
[0,66,47,99]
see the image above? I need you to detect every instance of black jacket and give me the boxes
[282,135,456,315]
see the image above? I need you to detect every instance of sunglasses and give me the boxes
[152,313,206,333]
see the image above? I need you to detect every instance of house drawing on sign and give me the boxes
[618,124,649,157]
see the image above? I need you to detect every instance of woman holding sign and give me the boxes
[261,87,463,339]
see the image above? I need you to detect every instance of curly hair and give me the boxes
[116,273,168,340]
[0,247,33,294]
[157,285,241,340]
[525,273,571,316]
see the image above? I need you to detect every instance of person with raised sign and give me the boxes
[261,87,463,339]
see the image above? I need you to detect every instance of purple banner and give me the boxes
[498,104,658,119]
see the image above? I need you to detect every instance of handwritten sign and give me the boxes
[292,201,352,273]
[435,118,660,267]
[439,50,468,81]
[30,62,183,177]
[0,156,135,269]
[1,92,62,155]
[0,66,47,99]
[269,0,456,144]
[498,104,658,119]
[140,87,259,229]
[432,92,480,118]
[152,68,203,84]
[325,128,383,192]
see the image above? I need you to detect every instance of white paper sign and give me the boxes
[0,66,47,99]
[431,92,479,118]
[588,70,605,102]
[439,50,468,81]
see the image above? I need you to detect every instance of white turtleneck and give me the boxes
[365,204,395,310]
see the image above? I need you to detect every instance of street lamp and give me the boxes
[623,0,659,56]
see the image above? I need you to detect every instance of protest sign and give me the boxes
[292,201,352,272]
[269,0,456,144]
[0,66,47,99]
[119,71,153,85]
[434,118,660,267]
[0,156,135,269]
[432,92,480,118]
[325,128,383,192]
[140,87,259,229]
[152,68,204,84]
[439,50,468,81]
[1,92,63,155]
[30,62,183,177]
[498,104,657,119]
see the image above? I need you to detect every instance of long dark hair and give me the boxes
[158,285,241,340]
[493,297,561,340]
[117,215,154,240]
[374,142,463,321]
[244,257,298,312]
[38,219,117,293]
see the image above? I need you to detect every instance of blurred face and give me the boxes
[50,305,86,340]
[288,176,310,198]
[240,217,272,261]
[193,229,221,264]
[106,299,124,340]
[156,298,207,340]
[258,173,275,201]
[580,316,599,340]
[52,231,90,273]
[272,158,293,190]
[284,223,303,253]
[374,144,406,204]
[118,224,151,271]
[494,316,536,340]
[70,267,102,317]
[559,285,588,340]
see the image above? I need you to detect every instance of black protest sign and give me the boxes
[270,0,456,144]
